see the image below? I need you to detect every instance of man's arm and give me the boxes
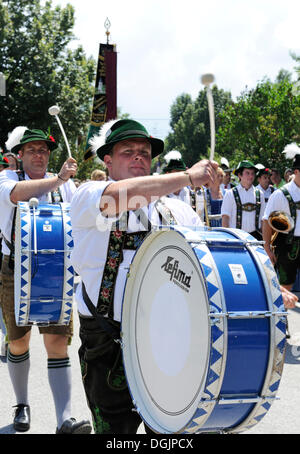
[222,215,230,228]
[101,159,218,216]
[262,219,277,265]
[10,158,77,204]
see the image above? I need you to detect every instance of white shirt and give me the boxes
[70,180,203,321]
[263,181,300,236]
[256,184,274,202]
[167,187,191,205]
[0,169,76,255]
[221,183,265,232]
[220,183,233,191]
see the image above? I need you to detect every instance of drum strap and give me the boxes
[233,187,261,231]
[82,201,177,328]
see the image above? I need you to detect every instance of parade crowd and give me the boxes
[0,119,299,434]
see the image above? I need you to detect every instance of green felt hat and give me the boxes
[0,152,9,167]
[233,160,257,175]
[90,119,164,160]
[9,129,57,154]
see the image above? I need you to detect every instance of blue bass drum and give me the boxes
[121,226,287,434]
[14,202,74,326]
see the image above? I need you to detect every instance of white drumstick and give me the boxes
[29,198,39,255]
[48,105,72,158]
[201,74,215,161]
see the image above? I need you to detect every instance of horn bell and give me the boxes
[268,210,294,234]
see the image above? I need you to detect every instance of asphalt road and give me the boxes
[0,292,299,435]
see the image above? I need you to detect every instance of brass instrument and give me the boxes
[268,211,294,245]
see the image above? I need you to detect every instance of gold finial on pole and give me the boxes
[104,17,111,44]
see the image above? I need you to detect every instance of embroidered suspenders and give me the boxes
[280,187,300,245]
[232,187,261,231]
[82,202,176,326]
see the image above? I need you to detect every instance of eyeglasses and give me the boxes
[25,148,49,156]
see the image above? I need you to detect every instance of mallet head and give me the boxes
[29,197,39,208]
[201,73,215,86]
[48,105,60,116]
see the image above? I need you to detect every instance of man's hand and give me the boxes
[188,159,219,188]
[58,157,78,182]
[264,244,277,266]
[280,285,298,309]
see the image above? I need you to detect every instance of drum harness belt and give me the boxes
[232,186,261,234]
[3,170,63,270]
[81,200,177,341]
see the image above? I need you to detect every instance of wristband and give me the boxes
[57,173,67,182]
[183,171,194,187]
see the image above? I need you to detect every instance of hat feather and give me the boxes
[89,119,118,154]
[5,126,28,151]
[282,143,300,160]
[164,150,182,163]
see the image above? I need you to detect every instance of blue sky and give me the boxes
[51,0,299,125]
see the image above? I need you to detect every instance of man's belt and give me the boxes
[242,203,257,212]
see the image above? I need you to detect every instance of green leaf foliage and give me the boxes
[0,0,97,178]
[165,87,232,168]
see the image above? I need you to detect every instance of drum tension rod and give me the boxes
[209,311,288,320]
[216,396,280,405]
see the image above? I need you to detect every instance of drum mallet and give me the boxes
[29,197,39,255]
[48,105,72,158]
[200,73,215,162]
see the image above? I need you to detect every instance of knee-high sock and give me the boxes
[47,357,72,429]
[7,349,30,405]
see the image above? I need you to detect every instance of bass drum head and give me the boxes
[121,229,210,433]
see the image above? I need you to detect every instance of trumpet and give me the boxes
[268,210,294,245]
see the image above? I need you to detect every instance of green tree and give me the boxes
[216,75,300,172]
[0,0,96,177]
[164,87,232,168]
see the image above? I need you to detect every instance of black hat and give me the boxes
[256,167,272,178]
[162,150,186,173]
[282,143,300,170]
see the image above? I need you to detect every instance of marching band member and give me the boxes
[204,166,225,227]
[220,157,234,191]
[221,160,265,240]
[270,168,285,189]
[162,150,193,205]
[255,167,274,203]
[70,119,218,434]
[0,152,10,357]
[262,144,300,308]
[0,127,91,434]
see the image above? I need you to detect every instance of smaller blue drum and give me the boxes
[121,226,287,434]
[14,201,74,326]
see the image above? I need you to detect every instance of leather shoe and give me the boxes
[13,404,30,432]
[56,418,92,434]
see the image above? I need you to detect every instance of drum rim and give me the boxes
[14,202,32,326]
